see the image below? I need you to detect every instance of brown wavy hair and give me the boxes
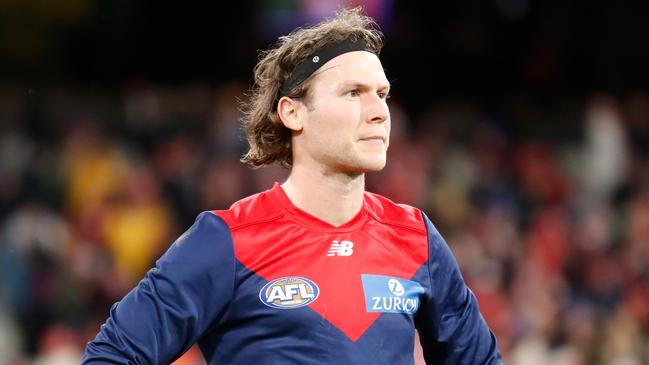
[240,7,384,168]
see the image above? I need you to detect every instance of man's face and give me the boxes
[294,51,391,175]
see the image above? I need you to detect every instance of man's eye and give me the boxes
[346,89,360,97]
[378,92,391,100]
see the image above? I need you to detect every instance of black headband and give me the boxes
[278,37,375,97]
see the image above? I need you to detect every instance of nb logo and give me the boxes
[327,240,354,256]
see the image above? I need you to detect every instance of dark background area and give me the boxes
[3,1,649,97]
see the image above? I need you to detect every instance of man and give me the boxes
[83,8,502,364]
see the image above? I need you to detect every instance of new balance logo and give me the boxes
[327,240,354,256]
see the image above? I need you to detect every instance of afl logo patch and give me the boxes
[259,277,320,309]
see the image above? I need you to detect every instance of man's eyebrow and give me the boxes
[337,81,391,90]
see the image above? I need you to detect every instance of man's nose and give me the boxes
[364,94,389,124]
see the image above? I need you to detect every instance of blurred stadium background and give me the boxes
[1,1,649,364]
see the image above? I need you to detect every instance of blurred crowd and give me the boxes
[0,82,648,365]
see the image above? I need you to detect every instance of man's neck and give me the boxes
[281,164,365,227]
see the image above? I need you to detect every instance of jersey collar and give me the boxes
[267,182,369,232]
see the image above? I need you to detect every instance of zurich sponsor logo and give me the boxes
[259,276,320,309]
[361,274,425,314]
[387,278,405,296]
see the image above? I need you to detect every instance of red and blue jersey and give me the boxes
[83,183,501,364]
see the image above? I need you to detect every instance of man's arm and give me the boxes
[82,211,235,364]
[415,213,502,364]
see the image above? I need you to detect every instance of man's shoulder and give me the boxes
[363,191,426,233]
[211,190,283,230]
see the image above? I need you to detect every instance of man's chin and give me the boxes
[339,162,385,177]
[361,159,387,173]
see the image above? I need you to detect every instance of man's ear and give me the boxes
[277,96,303,132]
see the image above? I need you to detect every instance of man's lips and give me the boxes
[358,136,385,143]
